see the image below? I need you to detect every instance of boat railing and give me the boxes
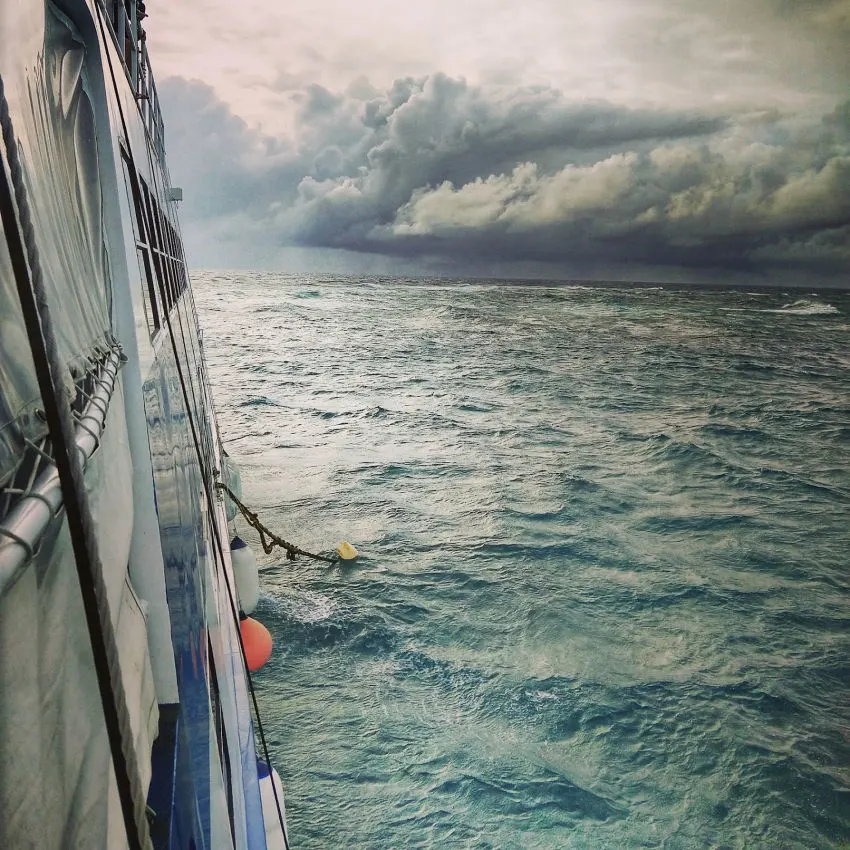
[136,39,166,162]
[0,343,126,596]
[100,0,166,162]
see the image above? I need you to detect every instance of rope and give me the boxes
[0,71,150,850]
[217,483,338,564]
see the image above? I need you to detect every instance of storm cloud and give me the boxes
[160,74,850,280]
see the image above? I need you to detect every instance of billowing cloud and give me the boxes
[370,107,850,269]
[160,74,850,279]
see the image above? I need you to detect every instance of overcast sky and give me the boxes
[147,0,850,284]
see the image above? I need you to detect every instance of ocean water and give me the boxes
[193,272,850,849]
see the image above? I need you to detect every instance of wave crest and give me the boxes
[766,299,839,315]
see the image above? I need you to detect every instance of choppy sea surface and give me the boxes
[193,272,850,849]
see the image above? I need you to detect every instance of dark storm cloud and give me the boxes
[159,74,850,276]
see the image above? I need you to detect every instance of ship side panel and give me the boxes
[74,0,182,706]
[127,60,269,848]
[95,6,268,846]
[1,1,271,847]
[80,4,215,846]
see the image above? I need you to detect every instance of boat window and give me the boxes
[119,152,189,326]
[136,247,160,332]
[120,148,161,337]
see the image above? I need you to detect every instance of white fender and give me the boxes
[257,761,289,850]
[230,536,259,614]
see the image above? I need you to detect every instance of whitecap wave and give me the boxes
[764,299,839,315]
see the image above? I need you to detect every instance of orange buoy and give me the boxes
[241,616,273,671]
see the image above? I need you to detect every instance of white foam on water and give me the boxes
[763,298,839,315]
[265,589,336,623]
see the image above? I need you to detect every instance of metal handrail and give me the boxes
[0,344,124,595]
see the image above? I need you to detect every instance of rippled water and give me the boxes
[194,272,850,849]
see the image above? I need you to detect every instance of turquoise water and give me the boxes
[194,273,850,849]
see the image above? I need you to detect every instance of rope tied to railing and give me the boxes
[217,482,338,564]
